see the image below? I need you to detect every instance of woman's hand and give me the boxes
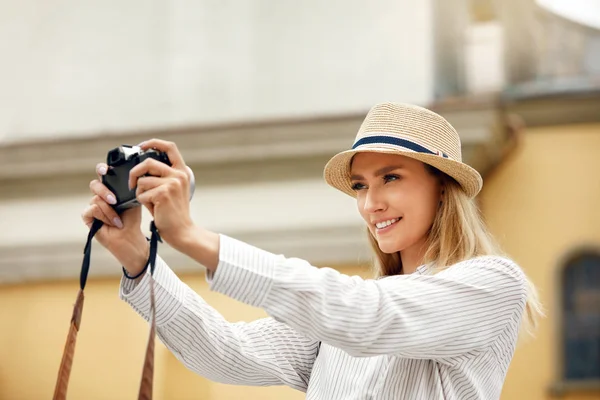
[129,139,195,251]
[81,163,149,275]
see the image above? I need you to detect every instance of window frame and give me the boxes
[549,246,600,397]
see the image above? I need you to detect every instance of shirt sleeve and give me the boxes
[207,234,529,360]
[120,256,320,392]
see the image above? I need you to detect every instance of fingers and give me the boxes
[82,204,95,228]
[93,163,115,205]
[96,163,108,180]
[82,203,116,229]
[82,196,123,228]
[138,139,186,170]
[129,158,187,192]
[136,188,156,216]
[135,176,183,214]
[135,178,161,216]
[89,179,117,205]
[90,196,123,228]
[135,176,184,200]
[135,176,164,196]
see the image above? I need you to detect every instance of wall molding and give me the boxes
[503,82,600,127]
[0,104,510,180]
[0,225,371,284]
[0,114,365,181]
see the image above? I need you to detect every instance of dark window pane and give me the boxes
[562,252,600,380]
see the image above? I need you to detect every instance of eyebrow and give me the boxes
[350,165,404,181]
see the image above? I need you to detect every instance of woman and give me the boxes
[82,102,543,399]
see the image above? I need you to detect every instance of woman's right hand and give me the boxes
[81,163,150,275]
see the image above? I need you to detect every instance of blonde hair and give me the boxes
[367,166,544,338]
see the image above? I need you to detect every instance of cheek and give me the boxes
[405,190,439,232]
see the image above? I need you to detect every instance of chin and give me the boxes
[377,241,403,254]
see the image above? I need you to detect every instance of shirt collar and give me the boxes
[415,264,427,274]
[377,263,430,279]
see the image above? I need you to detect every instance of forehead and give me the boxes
[350,152,423,173]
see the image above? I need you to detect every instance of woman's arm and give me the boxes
[191,234,528,361]
[126,138,527,361]
[121,256,319,391]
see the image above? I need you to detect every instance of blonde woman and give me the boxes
[83,103,543,399]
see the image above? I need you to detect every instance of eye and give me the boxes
[351,182,366,191]
[383,174,401,183]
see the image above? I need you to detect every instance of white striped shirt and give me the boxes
[121,234,527,399]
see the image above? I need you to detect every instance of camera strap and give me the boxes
[53,218,161,400]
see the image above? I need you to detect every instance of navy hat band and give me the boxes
[352,135,449,159]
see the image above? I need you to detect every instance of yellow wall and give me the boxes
[480,123,600,400]
[0,264,367,400]
[0,277,166,400]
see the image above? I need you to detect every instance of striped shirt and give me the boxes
[121,234,527,399]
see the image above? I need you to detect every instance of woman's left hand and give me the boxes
[129,139,195,249]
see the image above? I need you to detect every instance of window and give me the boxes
[561,250,600,381]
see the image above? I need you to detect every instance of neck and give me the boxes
[400,238,428,274]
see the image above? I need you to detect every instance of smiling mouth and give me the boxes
[375,217,401,230]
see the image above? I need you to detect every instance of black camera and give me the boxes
[102,145,172,214]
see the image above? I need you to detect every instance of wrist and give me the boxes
[111,234,150,276]
[168,222,197,252]
[174,224,220,273]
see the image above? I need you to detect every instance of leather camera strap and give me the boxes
[53,219,161,400]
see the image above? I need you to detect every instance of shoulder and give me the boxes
[439,255,528,292]
[438,256,529,318]
[456,255,525,278]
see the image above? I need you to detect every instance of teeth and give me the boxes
[375,218,399,229]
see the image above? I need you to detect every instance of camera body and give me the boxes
[102,145,178,214]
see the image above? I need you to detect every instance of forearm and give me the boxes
[157,292,316,390]
[121,256,316,390]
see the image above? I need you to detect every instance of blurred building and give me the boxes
[0,0,598,399]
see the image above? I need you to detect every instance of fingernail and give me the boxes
[136,141,146,147]
[107,194,116,205]
[98,166,107,175]
[113,217,123,229]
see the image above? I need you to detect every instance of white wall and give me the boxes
[0,0,433,143]
[0,178,362,248]
[0,177,371,283]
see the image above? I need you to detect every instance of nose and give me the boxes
[363,187,387,214]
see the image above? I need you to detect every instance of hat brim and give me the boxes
[323,147,483,198]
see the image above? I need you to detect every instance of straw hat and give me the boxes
[323,102,483,198]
